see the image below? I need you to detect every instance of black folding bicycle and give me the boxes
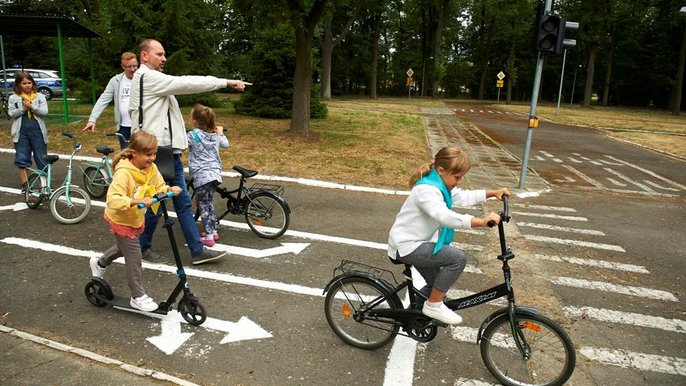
[323,196,576,386]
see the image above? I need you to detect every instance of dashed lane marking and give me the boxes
[524,235,625,252]
[518,222,605,236]
[604,167,656,193]
[534,254,648,274]
[551,277,678,302]
[564,306,686,334]
[513,211,588,221]
[510,203,577,212]
[604,155,686,191]
[579,346,686,376]
[561,164,605,189]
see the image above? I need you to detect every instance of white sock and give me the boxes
[427,301,443,308]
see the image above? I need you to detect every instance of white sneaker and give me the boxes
[89,256,107,278]
[422,302,463,325]
[130,294,158,312]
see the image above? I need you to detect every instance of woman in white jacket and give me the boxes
[387,146,509,325]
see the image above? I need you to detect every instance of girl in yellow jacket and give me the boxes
[89,131,181,312]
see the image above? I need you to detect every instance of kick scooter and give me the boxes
[84,192,207,325]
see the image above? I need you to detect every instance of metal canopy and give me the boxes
[0,15,100,123]
[0,15,100,38]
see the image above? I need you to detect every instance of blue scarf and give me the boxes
[415,168,454,254]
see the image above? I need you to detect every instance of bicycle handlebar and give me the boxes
[486,195,510,228]
[106,132,128,140]
[137,191,175,208]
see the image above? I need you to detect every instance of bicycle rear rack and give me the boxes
[249,183,284,196]
[334,260,399,286]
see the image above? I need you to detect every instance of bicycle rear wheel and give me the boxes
[244,191,289,239]
[25,172,44,209]
[50,186,91,224]
[83,166,109,198]
[480,312,576,386]
[324,276,400,350]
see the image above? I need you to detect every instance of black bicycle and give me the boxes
[323,196,576,386]
[186,165,290,239]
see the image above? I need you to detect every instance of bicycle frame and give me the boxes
[81,154,113,184]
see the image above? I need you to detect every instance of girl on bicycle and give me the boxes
[89,131,181,312]
[187,104,229,247]
[387,146,510,325]
[7,71,48,194]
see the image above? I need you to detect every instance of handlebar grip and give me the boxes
[487,220,496,228]
[62,132,74,139]
[137,191,175,208]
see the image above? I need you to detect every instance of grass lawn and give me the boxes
[1,97,683,190]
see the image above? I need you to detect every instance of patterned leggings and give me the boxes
[195,181,219,234]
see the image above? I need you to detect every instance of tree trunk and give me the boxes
[672,23,686,115]
[430,0,447,97]
[369,14,380,99]
[582,44,597,107]
[290,31,313,133]
[602,43,613,106]
[321,22,334,100]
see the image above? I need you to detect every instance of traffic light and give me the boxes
[535,13,562,54]
[556,20,579,52]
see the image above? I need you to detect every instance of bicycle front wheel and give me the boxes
[25,172,44,209]
[480,312,576,386]
[244,191,289,239]
[50,186,92,224]
[83,166,109,198]
[324,276,400,350]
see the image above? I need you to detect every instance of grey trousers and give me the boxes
[396,242,467,294]
[98,234,146,298]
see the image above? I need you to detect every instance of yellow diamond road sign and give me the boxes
[497,71,505,80]
[407,68,414,77]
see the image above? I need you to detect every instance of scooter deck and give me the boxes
[107,294,170,316]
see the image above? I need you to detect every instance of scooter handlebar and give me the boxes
[137,191,175,208]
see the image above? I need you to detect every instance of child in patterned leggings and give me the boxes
[187,104,229,246]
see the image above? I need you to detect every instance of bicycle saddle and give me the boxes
[96,145,115,155]
[233,165,258,178]
[42,154,60,164]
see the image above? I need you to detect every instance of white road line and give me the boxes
[561,165,605,189]
[643,180,681,192]
[578,155,603,166]
[454,378,497,386]
[604,168,656,193]
[604,155,686,190]
[551,277,678,302]
[383,336,416,386]
[556,176,575,183]
[564,306,686,333]
[533,155,546,161]
[512,211,588,221]
[579,346,686,376]
[519,222,605,235]
[524,235,624,252]
[534,254,648,274]
[599,159,623,166]
[568,157,583,164]
[606,177,627,187]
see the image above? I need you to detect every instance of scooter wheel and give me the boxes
[85,280,112,307]
[178,296,207,326]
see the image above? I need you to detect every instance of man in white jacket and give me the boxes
[83,52,138,149]
[130,38,250,265]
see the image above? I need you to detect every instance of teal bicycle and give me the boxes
[81,132,126,198]
[24,132,92,224]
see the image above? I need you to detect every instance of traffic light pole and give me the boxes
[519,0,553,189]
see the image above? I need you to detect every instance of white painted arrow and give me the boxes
[0,202,29,211]
[209,242,310,258]
[146,310,194,355]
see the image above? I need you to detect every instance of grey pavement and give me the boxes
[0,105,545,386]
[421,106,549,194]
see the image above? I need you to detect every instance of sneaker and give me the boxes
[200,237,216,247]
[21,182,27,194]
[192,247,227,265]
[422,302,462,325]
[142,249,168,264]
[89,256,107,278]
[130,294,158,312]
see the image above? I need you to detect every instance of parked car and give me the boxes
[0,68,67,100]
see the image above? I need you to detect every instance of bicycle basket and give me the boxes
[334,260,399,286]
[248,183,284,196]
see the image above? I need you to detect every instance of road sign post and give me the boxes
[406,68,414,99]
[496,71,505,104]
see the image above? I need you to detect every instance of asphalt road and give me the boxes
[1,103,685,385]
